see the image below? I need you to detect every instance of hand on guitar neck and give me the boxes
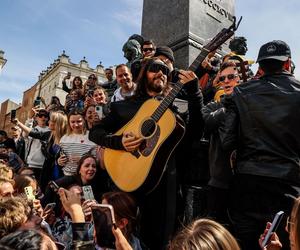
[178,70,197,85]
[122,132,143,152]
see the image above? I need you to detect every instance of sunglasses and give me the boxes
[143,48,154,52]
[148,63,170,76]
[37,114,48,118]
[219,74,238,82]
[88,76,97,80]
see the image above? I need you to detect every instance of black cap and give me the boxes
[155,46,175,63]
[257,40,291,62]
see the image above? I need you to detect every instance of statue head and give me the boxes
[122,39,142,62]
[229,36,248,56]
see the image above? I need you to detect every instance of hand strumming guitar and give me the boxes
[122,132,143,152]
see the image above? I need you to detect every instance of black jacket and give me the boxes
[28,129,63,192]
[202,100,233,189]
[89,78,203,250]
[219,72,300,186]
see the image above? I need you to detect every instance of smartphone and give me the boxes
[60,149,65,156]
[24,186,35,200]
[49,181,60,193]
[95,105,103,120]
[261,211,285,247]
[10,109,16,121]
[44,202,56,211]
[87,89,94,97]
[33,97,41,107]
[82,185,95,200]
[92,204,116,249]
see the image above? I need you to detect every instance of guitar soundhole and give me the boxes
[141,119,156,138]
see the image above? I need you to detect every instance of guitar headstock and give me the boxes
[203,16,242,52]
[189,16,242,73]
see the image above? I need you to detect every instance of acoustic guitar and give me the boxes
[104,17,242,194]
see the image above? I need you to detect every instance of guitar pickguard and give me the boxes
[139,125,161,157]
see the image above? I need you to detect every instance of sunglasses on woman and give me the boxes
[148,62,170,76]
[219,74,238,82]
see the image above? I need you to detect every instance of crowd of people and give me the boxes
[0,34,299,250]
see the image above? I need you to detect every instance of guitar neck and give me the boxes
[150,22,237,123]
[188,47,210,72]
[151,81,183,122]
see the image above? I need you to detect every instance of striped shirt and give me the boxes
[59,132,96,176]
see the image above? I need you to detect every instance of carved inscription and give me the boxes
[201,0,234,21]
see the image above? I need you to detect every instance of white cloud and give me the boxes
[112,0,143,28]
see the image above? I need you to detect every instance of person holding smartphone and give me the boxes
[259,197,300,250]
[99,191,143,249]
[84,86,110,119]
[14,111,68,192]
[62,73,83,94]
[22,109,50,181]
[57,109,96,176]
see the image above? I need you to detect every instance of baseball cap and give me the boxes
[257,40,291,62]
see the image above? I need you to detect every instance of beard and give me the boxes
[146,75,166,94]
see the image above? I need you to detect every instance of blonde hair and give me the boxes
[0,178,15,188]
[169,218,240,250]
[50,111,68,144]
[0,196,30,237]
[0,164,13,180]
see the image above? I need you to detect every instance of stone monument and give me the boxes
[142,0,235,69]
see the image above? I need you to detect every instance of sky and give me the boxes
[0,0,299,105]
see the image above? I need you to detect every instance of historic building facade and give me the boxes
[0,51,110,130]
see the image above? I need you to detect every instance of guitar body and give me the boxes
[104,99,185,194]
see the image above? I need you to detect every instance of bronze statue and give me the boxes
[229,36,248,56]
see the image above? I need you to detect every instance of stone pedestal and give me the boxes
[142,0,235,69]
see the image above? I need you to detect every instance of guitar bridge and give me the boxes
[131,150,141,159]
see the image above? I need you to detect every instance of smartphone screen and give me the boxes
[10,110,16,121]
[82,185,94,200]
[95,105,103,120]
[92,204,116,249]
